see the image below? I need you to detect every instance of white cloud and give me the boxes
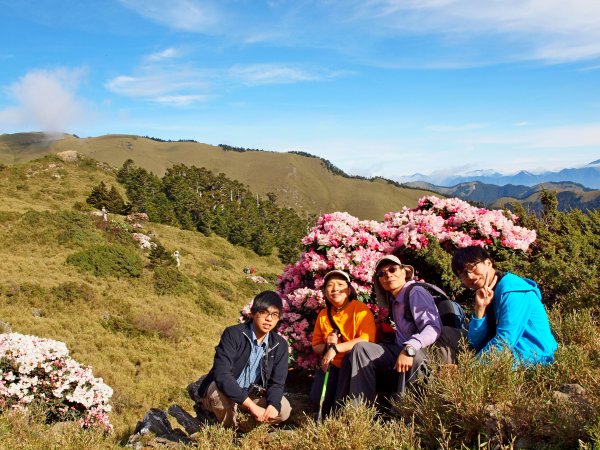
[152,94,214,106]
[228,64,324,86]
[425,123,488,132]
[147,47,180,62]
[351,0,600,63]
[105,70,209,99]
[0,67,89,133]
[106,59,344,105]
[119,0,220,32]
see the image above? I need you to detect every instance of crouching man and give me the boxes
[195,291,291,428]
[337,255,442,402]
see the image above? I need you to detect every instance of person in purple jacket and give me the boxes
[337,255,442,402]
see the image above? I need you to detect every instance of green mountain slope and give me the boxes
[0,132,431,220]
[0,155,283,432]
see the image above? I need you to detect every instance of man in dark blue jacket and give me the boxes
[196,291,291,427]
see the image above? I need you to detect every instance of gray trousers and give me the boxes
[336,341,428,404]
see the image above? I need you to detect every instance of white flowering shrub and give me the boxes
[0,333,113,430]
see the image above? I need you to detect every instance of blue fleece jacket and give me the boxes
[468,273,557,365]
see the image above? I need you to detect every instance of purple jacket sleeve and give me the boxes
[403,286,442,351]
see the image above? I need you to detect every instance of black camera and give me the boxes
[248,383,267,398]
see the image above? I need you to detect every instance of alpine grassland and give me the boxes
[0,154,599,449]
[0,132,433,220]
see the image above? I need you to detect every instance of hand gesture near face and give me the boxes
[474,270,495,318]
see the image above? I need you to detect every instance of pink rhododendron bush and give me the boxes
[0,333,113,430]
[271,196,537,369]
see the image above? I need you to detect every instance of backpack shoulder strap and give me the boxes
[326,305,344,342]
[403,282,449,322]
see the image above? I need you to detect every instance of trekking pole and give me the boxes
[316,366,330,422]
[316,330,339,422]
[397,371,406,398]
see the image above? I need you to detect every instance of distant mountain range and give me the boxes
[399,160,600,189]
[404,180,600,212]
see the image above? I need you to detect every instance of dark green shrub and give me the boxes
[95,220,135,246]
[101,315,144,338]
[66,244,143,278]
[0,282,47,302]
[148,241,176,268]
[51,282,96,303]
[153,267,191,295]
[56,211,103,247]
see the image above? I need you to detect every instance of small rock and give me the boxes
[168,404,202,435]
[32,308,44,317]
[133,408,173,437]
[56,150,79,162]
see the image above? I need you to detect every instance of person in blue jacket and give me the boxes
[451,246,557,365]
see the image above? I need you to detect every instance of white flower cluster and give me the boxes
[132,233,156,250]
[0,333,113,430]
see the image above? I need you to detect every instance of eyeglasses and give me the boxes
[256,310,280,320]
[457,262,482,280]
[376,266,401,278]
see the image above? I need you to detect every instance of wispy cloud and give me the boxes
[119,0,220,32]
[152,94,214,106]
[425,123,488,132]
[117,1,600,66]
[105,70,211,104]
[106,49,347,105]
[146,47,181,62]
[228,64,332,86]
[0,67,89,133]
[349,0,600,63]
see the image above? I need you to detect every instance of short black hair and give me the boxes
[250,290,283,314]
[451,246,494,276]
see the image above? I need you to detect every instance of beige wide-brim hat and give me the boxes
[373,255,414,308]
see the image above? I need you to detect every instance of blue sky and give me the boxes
[1,0,599,179]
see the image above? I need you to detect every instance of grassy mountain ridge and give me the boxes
[0,132,431,220]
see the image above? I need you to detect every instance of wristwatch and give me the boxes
[331,344,339,354]
[404,345,416,357]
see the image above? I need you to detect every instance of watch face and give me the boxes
[406,346,416,356]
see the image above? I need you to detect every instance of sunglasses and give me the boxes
[376,266,401,278]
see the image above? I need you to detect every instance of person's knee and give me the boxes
[351,341,370,359]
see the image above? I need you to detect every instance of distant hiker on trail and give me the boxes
[451,246,557,365]
[337,255,442,403]
[101,206,108,221]
[309,270,377,418]
[192,291,291,428]
[173,250,180,267]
